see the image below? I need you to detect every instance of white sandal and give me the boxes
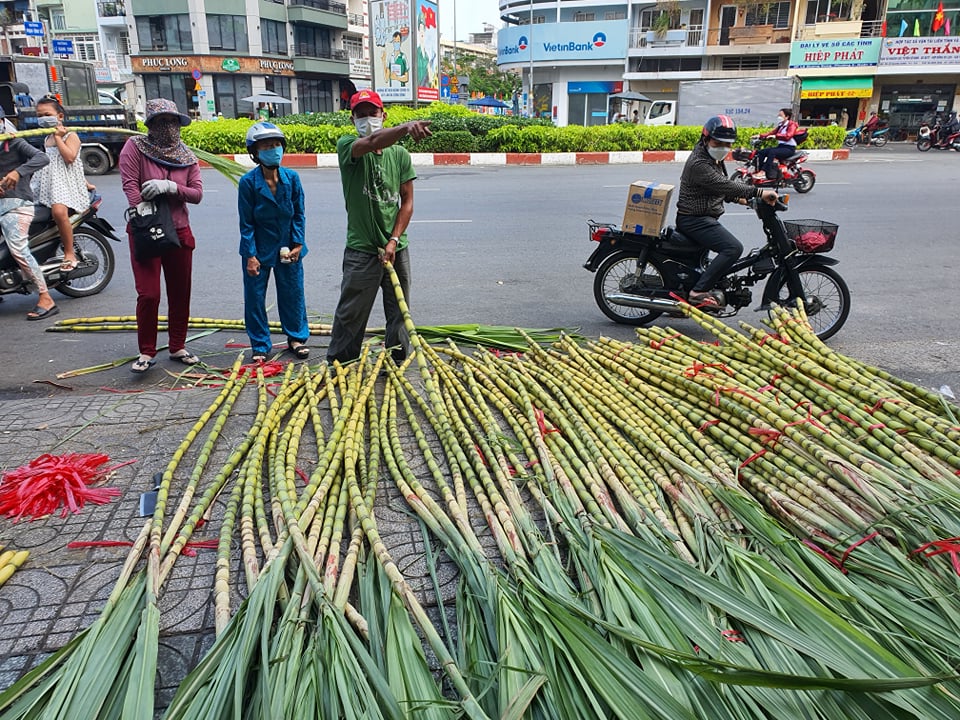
[131,355,156,373]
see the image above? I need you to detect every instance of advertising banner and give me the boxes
[879,36,960,66]
[789,38,881,68]
[497,21,628,64]
[413,0,439,102]
[370,0,413,102]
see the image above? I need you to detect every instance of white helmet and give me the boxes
[245,121,286,156]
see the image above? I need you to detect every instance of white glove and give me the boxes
[140,179,178,200]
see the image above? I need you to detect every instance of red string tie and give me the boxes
[803,532,878,574]
[683,361,733,378]
[912,537,960,577]
[534,408,559,438]
[713,386,762,407]
[650,333,682,350]
[721,629,744,643]
[864,398,902,415]
[739,449,767,468]
[698,419,721,433]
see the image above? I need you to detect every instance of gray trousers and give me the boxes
[326,247,411,364]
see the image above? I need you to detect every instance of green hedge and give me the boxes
[177,104,845,155]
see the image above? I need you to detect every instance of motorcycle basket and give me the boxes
[783,219,838,254]
[732,147,753,162]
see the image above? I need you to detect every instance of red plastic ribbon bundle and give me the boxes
[0,453,123,521]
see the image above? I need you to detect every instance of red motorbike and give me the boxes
[917,119,960,151]
[728,138,816,193]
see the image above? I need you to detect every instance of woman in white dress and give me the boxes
[32,96,91,271]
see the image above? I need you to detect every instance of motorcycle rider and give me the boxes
[676,115,778,308]
[938,111,959,147]
[755,107,798,181]
[861,111,880,141]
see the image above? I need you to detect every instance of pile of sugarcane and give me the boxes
[3,263,960,719]
[0,548,28,587]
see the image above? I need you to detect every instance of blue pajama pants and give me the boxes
[242,259,309,355]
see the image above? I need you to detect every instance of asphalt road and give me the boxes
[1,144,957,397]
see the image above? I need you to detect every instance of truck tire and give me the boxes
[81,146,113,176]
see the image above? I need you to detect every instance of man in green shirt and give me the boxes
[327,89,432,365]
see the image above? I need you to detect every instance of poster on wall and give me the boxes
[414,0,439,102]
[370,0,413,102]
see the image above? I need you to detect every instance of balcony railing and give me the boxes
[348,12,365,26]
[630,26,703,49]
[288,0,347,13]
[293,44,348,60]
[97,1,125,17]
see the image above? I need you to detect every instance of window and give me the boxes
[573,12,596,21]
[805,0,851,23]
[117,32,131,57]
[298,78,333,113]
[636,7,680,31]
[67,35,101,62]
[294,25,332,57]
[261,19,288,55]
[135,14,193,52]
[207,15,248,52]
[342,36,363,60]
[144,74,189,114]
[265,76,291,100]
[519,15,546,24]
[51,10,66,31]
[720,54,782,70]
[636,56,703,72]
[605,11,627,20]
[747,1,791,27]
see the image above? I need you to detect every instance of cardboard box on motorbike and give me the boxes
[622,181,675,236]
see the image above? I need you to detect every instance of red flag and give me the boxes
[932,1,945,32]
[880,19,887,36]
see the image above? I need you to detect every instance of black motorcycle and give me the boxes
[0,193,120,300]
[583,195,850,340]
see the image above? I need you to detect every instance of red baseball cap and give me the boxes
[350,89,384,110]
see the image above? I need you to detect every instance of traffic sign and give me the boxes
[24,21,43,37]
[192,69,202,80]
[52,39,74,55]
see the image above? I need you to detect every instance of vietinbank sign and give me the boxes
[497,21,627,64]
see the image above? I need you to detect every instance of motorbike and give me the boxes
[0,192,120,301]
[843,125,890,148]
[728,138,816,193]
[583,194,850,341]
[917,120,960,151]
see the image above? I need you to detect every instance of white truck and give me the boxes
[626,77,801,128]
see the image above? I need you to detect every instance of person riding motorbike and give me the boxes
[755,107,798,180]
[861,111,880,140]
[675,115,778,308]
[938,111,959,146]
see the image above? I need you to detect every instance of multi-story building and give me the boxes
[497,0,960,133]
[125,0,350,119]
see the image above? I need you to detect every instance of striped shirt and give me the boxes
[676,142,762,219]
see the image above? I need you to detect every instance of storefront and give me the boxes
[876,38,960,135]
[877,83,955,133]
[798,76,874,127]
[131,55,297,120]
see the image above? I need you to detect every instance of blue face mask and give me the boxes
[258,146,283,167]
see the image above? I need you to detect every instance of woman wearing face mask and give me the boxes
[31,95,91,273]
[675,115,777,308]
[118,98,203,373]
[755,107,799,181]
[327,89,431,366]
[238,122,309,363]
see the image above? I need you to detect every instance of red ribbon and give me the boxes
[713,386,762,407]
[863,398,902,415]
[913,537,960,577]
[68,539,219,557]
[698,419,720,433]
[721,629,744,643]
[803,532,879,574]
[0,453,124,521]
[683,361,733,378]
[650,333,682,350]
[758,333,789,347]
[739,449,767,468]
[534,408,559,438]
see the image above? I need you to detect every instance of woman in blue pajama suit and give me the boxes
[238,122,310,362]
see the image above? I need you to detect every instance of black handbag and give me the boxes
[126,196,180,262]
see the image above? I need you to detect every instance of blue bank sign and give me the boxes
[497,21,627,64]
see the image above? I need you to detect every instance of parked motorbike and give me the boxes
[843,125,890,148]
[0,193,120,301]
[728,139,816,193]
[583,195,850,340]
[916,120,960,151]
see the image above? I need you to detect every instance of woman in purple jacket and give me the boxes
[119,99,203,373]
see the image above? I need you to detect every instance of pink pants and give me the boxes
[128,226,194,357]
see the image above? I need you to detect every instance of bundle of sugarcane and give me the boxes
[48,316,334,335]
[4,269,960,718]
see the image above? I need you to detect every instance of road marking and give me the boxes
[410,219,473,224]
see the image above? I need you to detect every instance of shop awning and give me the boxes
[800,77,873,100]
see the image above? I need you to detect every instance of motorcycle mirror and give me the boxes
[777,193,790,211]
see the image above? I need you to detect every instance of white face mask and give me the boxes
[777,115,786,124]
[354,116,383,138]
[707,145,729,162]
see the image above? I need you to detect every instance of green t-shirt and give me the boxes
[337,135,417,255]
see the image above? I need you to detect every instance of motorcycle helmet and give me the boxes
[702,115,738,143]
[246,122,287,159]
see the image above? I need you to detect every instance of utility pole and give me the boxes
[528,0,534,117]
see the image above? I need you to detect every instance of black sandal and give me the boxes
[170,350,201,365]
[287,341,310,359]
